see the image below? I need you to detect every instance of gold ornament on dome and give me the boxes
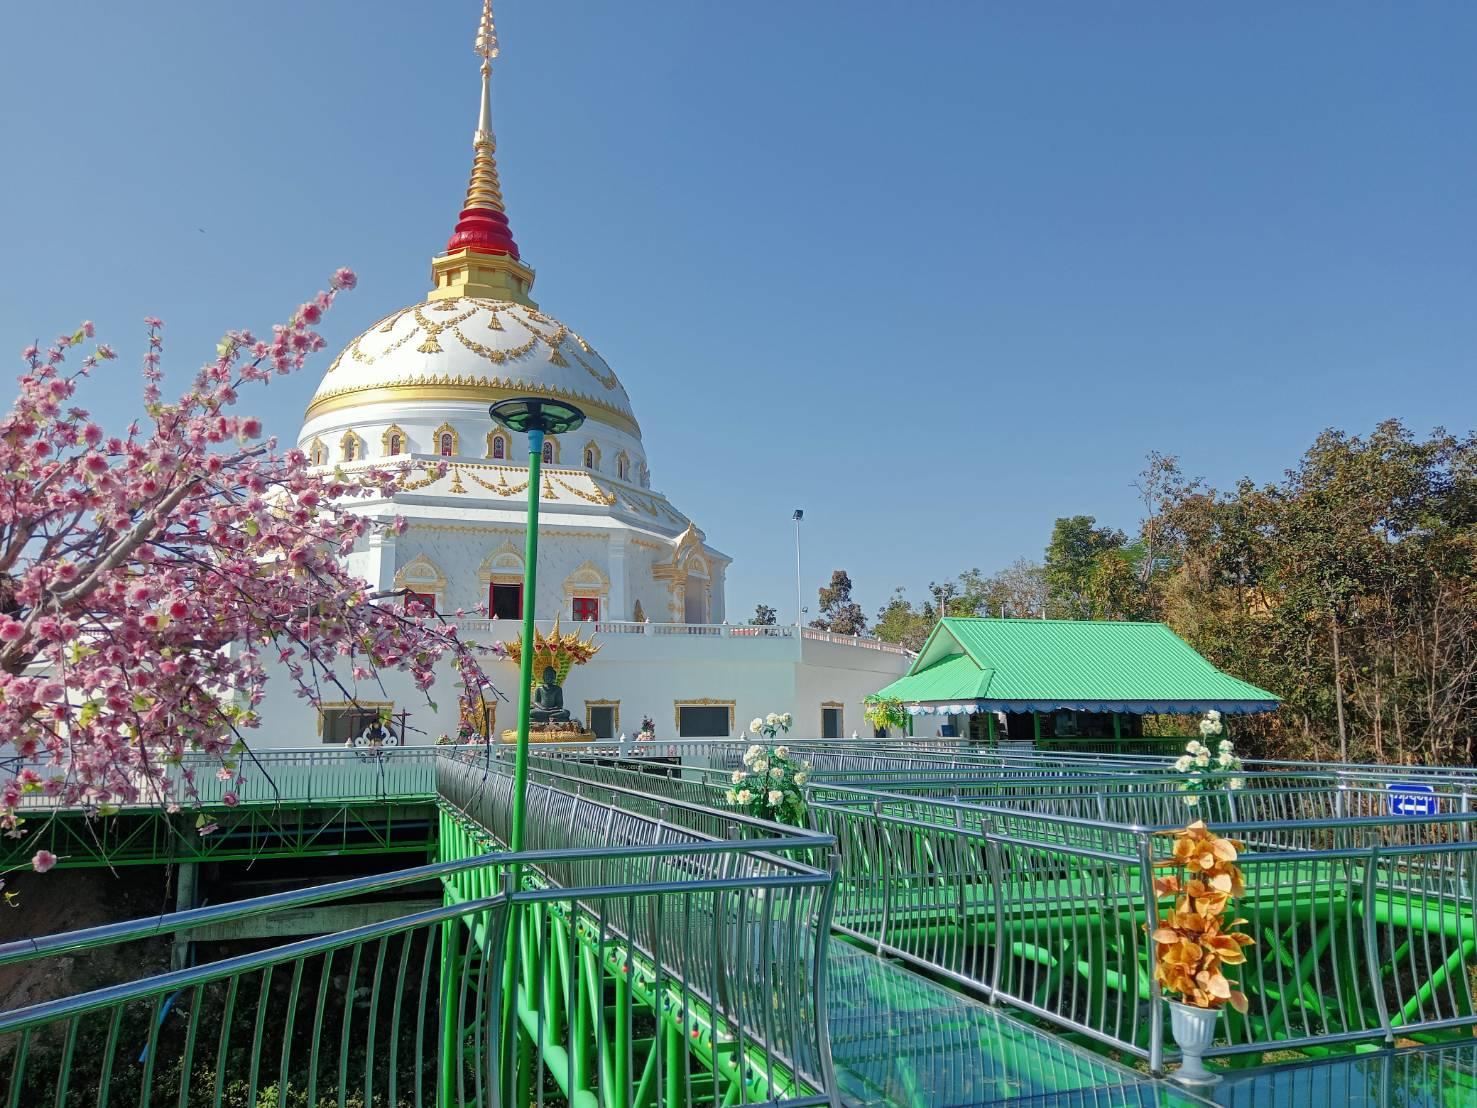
[552,476,617,505]
[328,299,620,393]
[466,468,529,497]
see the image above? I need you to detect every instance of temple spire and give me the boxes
[444,0,520,259]
[430,0,536,305]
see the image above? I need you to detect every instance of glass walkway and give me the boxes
[826,940,1179,1106]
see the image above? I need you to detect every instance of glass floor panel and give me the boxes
[1210,1039,1477,1106]
[825,940,1207,1107]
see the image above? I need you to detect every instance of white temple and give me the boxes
[252,2,909,748]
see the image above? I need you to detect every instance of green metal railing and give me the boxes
[0,746,843,1108]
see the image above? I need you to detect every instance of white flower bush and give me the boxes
[724,710,809,825]
[1176,710,1244,807]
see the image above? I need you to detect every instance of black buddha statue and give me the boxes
[529,665,572,724]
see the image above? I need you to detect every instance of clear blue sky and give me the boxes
[3,2,1472,623]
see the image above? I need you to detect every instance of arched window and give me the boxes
[309,439,327,466]
[431,422,458,459]
[492,435,506,460]
[542,441,554,465]
[341,432,361,462]
[616,452,631,481]
[584,447,594,468]
[382,424,407,457]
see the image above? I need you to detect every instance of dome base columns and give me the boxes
[429,247,537,307]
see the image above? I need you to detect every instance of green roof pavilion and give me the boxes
[874,619,1278,732]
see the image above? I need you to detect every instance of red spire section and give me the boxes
[446,205,520,259]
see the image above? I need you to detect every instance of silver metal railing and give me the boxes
[437,751,839,1104]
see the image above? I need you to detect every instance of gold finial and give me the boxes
[475,0,499,65]
[432,0,536,305]
[463,0,505,211]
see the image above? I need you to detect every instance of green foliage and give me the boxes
[810,569,867,636]
[868,421,1476,765]
[750,603,778,626]
[872,587,932,651]
[1156,420,1477,763]
[1043,515,1136,620]
[863,695,909,735]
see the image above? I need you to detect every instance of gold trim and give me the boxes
[476,541,524,592]
[395,554,448,604]
[541,435,560,464]
[305,377,641,440]
[674,699,735,736]
[486,430,509,459]
[381,423,408,456]
[407,521,614,540]
[582,439,602,471]
[584,699,620,736]
[340,429,364,462]
[308,437,328,466]
[433,422,460,457]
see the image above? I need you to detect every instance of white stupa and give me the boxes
[253,1,909,749]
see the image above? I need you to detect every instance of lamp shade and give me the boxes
[488,397,587,436]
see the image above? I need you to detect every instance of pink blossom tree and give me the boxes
[0,269,498,833]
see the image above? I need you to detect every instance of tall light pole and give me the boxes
[488,396,586,852]
[792,509,804,626]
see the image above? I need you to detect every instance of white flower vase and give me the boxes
[1168,1001,1221,1085]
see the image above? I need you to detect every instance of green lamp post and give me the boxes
[487,396,587,853]
[486,398,585,1094]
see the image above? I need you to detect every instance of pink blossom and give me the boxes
[331,267,357,290]
[221,792,239,807]
[31,850,58,873]
[82,321,95,338]
[0,272,498,831]
[299,302,322,325]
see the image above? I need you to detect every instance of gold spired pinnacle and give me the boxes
[465,0,507,214]
[431,0,537,305]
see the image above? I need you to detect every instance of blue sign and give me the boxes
[1387,783,1439,817]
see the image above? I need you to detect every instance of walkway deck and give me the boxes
[825,940,1196,1106]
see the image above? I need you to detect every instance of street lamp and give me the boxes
[488,396,586,854]
[792,509,804,627]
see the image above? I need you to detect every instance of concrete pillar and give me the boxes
[608,532,628,620]
[170,861,200,970]
[369,527,398,596]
